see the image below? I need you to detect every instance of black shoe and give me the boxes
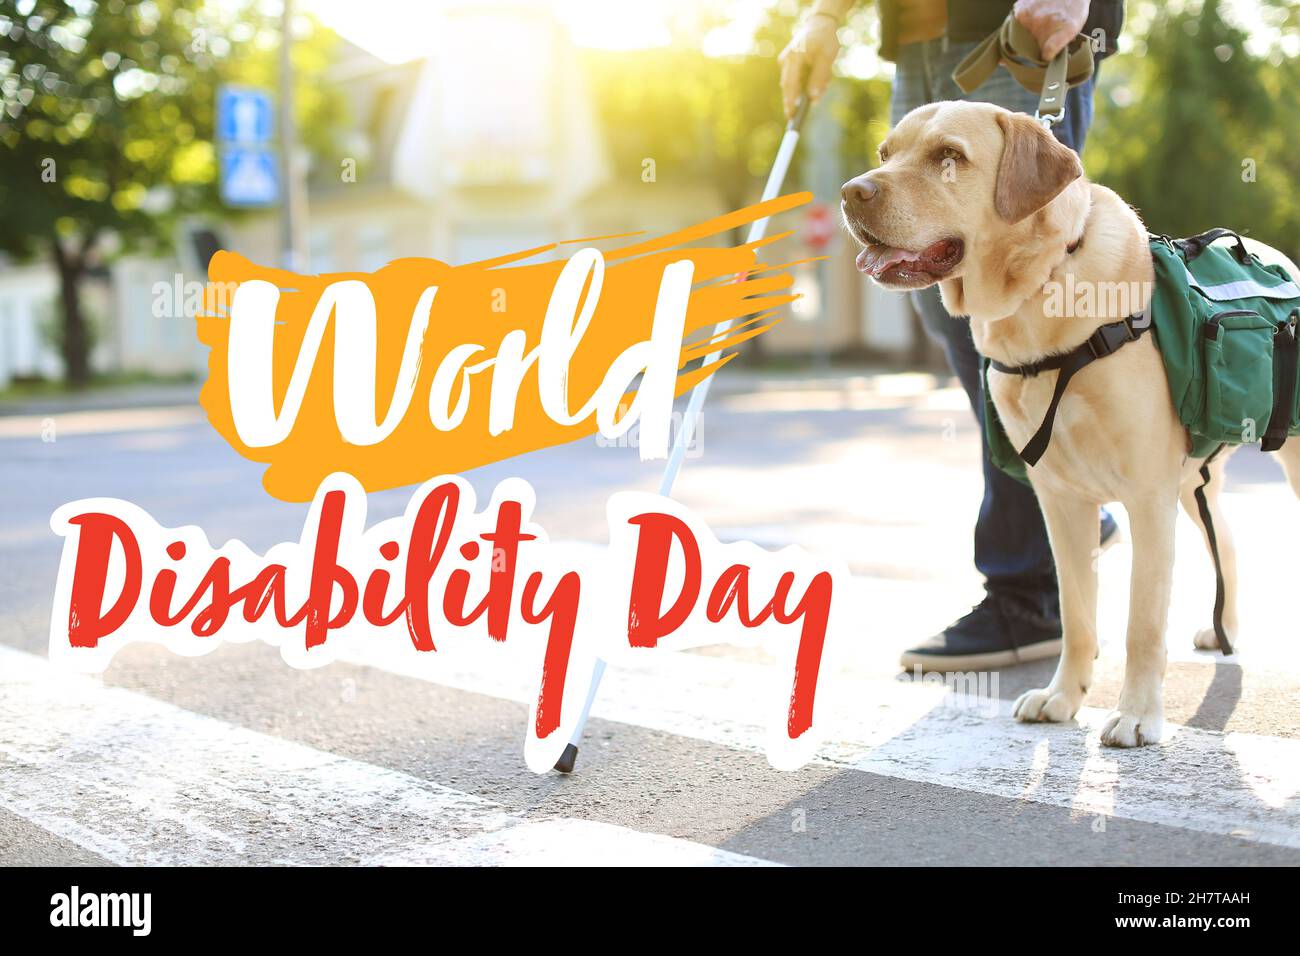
[900,592,1062,672]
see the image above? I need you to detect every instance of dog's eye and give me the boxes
[940,146,963,162]
[877,149,889,164]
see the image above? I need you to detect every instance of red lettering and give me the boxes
[706,564,776,625]
[480,502,535,640]
[523,570,580,738]
[404,482,458,651]
[299,490,358,648]
[149,557,232,636]
[774,571,833,739]
[361,541,407,627]
[230,564,298,626]
[66,513,142,648]
[707,564,834,739]
[625,513,701,648]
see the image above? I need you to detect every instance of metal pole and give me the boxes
[279,0,306,271]
[808,86,841,370]
[554,98,811,774]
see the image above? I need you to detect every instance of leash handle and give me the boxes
[1034,47,1069,129]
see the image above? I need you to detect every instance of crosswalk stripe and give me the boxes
[717,497,1300,675]
[344,637,1300,849]
[0,645,774,867]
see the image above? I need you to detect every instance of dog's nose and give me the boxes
[841,176,878,205]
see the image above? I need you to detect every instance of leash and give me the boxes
[1191,444,1233,655]
[552,94,813,774]
[1033,45,1070,128]
[952,15,1094,129]
[989,312,1151,466]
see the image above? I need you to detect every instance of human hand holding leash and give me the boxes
[1013,0,1091,61]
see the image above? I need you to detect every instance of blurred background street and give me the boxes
[2,0,1299,865]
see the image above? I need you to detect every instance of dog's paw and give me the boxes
[1013,687,1081,723]
[1193,627,1235,652]
[1100,709,1164,748]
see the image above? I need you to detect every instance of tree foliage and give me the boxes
[0,0,341,384]
[583,4,889,214]
[1085,0,1300,258]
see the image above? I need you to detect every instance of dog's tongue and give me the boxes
[856,245,913,276]
[856,238,956,277]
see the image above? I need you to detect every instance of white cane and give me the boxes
[554,96,813,773]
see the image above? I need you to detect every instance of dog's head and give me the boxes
[841,101,1083,296]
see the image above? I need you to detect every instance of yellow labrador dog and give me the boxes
[842,100,1300,747]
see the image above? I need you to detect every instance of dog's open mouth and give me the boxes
[853,233,965,287]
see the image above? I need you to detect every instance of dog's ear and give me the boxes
[994,111,1083,224]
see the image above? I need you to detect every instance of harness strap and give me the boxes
[990,313,1151,466]
[1013,347,1090,466]
[1262,309,1299,453]
[1192,445,1233,655]
[1172,227,1251,264]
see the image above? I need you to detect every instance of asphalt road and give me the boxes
[2,370,1298,866]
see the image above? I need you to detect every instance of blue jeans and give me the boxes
[890,38,1097,610]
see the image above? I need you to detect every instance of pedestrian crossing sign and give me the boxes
[220,147,279,207]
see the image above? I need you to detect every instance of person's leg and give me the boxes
[911,52,1099,602]
[900,281,1064,672]
[888,39,934,128]
[898,43,1112,670]
[910,285,1057,605]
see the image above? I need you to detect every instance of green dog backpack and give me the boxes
[985,228,1300,487]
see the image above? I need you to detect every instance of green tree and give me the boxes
[583,4,889,223]
[1086,0,1300,259]
[581,3,889,357]
[0,0,340,386]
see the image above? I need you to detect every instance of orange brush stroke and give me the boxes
[198,194,811,502]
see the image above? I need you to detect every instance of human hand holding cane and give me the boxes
[778,1,849,119]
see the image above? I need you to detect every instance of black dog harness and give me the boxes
[982,224,1300,657]
[987,313,1235,654]
[989,311,1151,466]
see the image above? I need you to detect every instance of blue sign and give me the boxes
[220,147,279,207]
[217,86,273,145]
[217,86,277,207]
